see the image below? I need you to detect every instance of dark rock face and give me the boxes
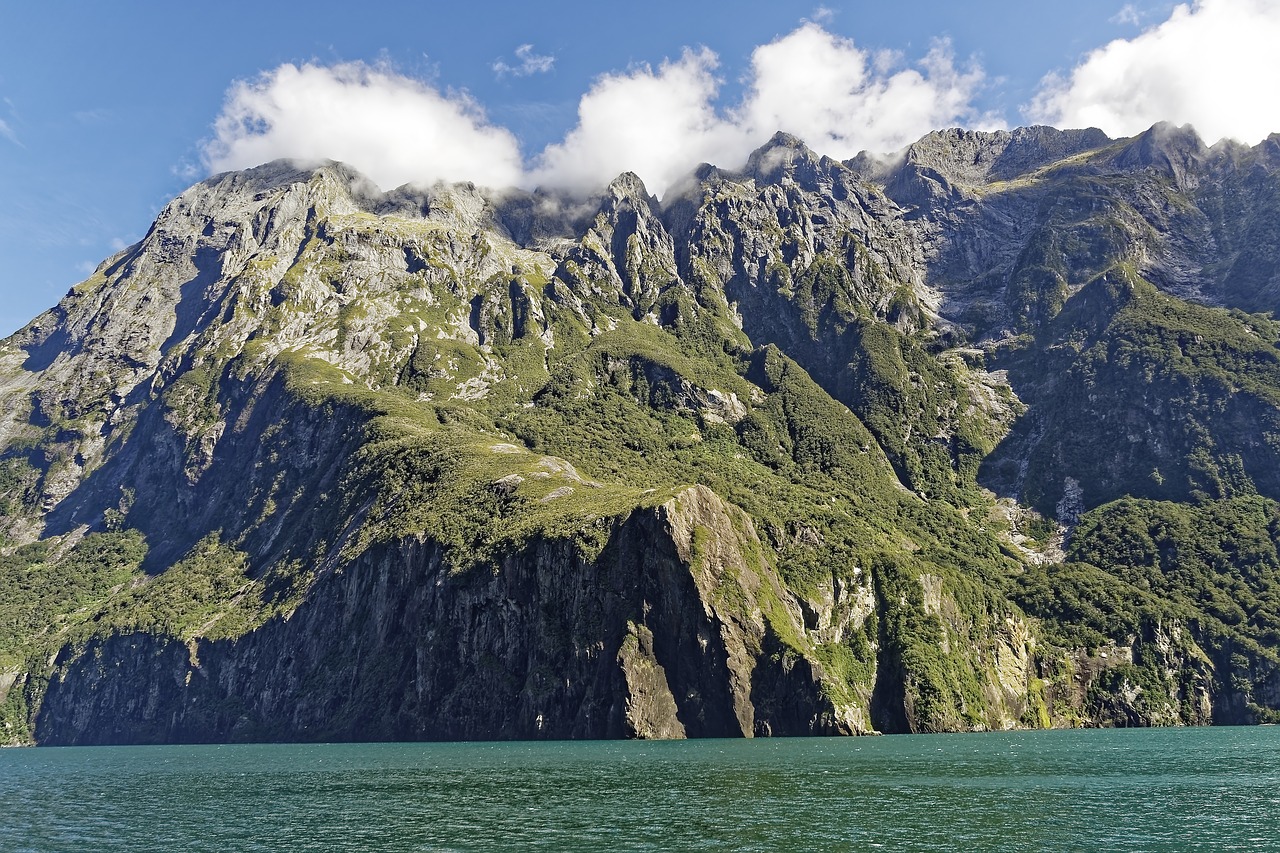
[865,124,1280,338]
[37,488,852,745]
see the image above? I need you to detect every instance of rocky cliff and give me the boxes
[4,124,1280,745]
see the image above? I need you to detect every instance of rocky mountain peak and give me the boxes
[1261,133,1280,165]
[1111,121,1209,189]
[743,132,831,187]
[987,125,1112,180]
[598,172,662,231]
[195,159,373,217]
[1206,131,1280,175]
[605,171,655,204]
[881,126,1113,210]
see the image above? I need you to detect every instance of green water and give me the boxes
[2,727,1278,851]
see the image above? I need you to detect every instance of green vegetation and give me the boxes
[78,534,291,642]
[0,531,148,738]
[1007,494,1280,722]
[992,269,1280,515]
[1069,496,1280,648]
[7,143,1280,742]
[0,456,40,542]
[0,532,148,670]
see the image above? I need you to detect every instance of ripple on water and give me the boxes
[2,727,1279,852]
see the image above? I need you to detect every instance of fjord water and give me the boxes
[3,727,1278,852]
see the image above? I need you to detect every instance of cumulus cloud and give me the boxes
[738,25,994,162]
[1028,0,1280,144]
[533,24,995,195]
[202,24,994,197]
[529,48,742,196]
[204,62,524,190]
[493,44,555,78]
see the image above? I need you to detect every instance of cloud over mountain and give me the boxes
[204,62,526,191]
[1027,0,1280,144]
[202,5,1280,197]
[528,47,737,196]
[532,24,995,195]
[203,24,993,196]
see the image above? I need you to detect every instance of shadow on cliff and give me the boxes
[42,367,367,576]
[37,492,855,745]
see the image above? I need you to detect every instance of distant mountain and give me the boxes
[3,123,1280,745]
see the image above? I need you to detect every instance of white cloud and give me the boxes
[738,25,995,162]
[203,62,524,191]
[1111,3,1144,25]
[202,25,993,198]
[493,44,555,78]
[530,48,742,196]
[532,24,994,196]
[1027,0,1280,144]
[172,160,201,181]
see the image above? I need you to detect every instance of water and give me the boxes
[2,727,1278,852]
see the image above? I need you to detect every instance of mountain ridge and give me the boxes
[3,122,1280,745]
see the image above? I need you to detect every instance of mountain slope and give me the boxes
[3,124,1280,745]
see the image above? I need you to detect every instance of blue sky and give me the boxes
[6,0,1278,337]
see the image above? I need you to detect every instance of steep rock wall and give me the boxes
[34,487,853,744]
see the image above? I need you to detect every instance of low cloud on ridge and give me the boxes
[1027,0,1280,145]
[530,25,997,195]
[205,24,995,197]
[204,62,526,191]
[205,6,1280,199]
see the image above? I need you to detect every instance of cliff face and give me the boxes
[5,124,1280,745]
[34,483,1050,744]
[34,486,860,744]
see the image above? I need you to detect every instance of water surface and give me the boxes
[3,726,1278,851]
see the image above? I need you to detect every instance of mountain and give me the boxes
[3,124,1280,745]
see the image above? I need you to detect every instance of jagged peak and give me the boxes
[200,158,373,199]
[1110,122,1209,189]
[606,170,651,198]
[989,126,1111,181]
[172,159,530,241]
[593,171,662,227]
[157,159,382,236]
[1113,122,1208,166]
[1205,131,1280,173]
[898,125,1112,185]
[763,130,807,150]
[905,126,1005,151]
[1255,132,1280,168]
[744,132,820,180]
[896,127,1009,173]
